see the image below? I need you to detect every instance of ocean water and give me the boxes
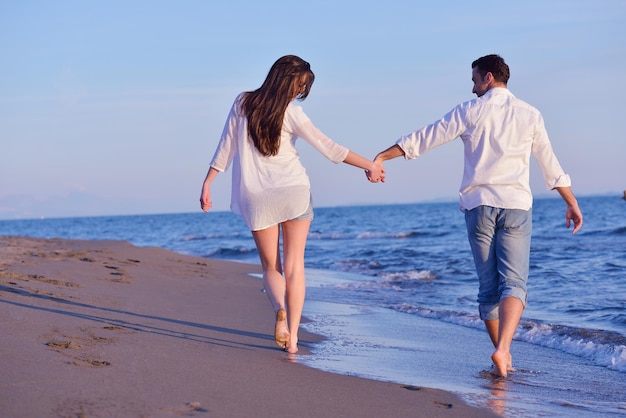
[1,195,625,416]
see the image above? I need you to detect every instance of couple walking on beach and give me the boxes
[200,54,583,377]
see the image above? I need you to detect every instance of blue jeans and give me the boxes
[464,206,532,321]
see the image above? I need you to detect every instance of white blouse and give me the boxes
[210,94,349,231]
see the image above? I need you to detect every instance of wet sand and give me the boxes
[0,236,497,417]
[300,298,626,417]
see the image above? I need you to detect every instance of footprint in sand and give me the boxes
[161,401,208,416]
[433,400,453,409]
[103,326,126,331]
[71,359,112,368]
[45,329,115,368]
[46,341,82,350]
[102,265,132,283]
[47,340,113,367]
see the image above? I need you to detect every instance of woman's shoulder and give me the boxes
[285,102,309,122]
[234,92,248,105]
[230,92,248,116]
[283,103,311,134]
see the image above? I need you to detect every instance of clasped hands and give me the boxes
[364,158,385,183]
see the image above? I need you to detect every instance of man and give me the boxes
[373,54,583,377]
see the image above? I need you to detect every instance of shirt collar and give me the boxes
[485,86,512,97]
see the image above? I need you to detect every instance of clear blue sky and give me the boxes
[1,0,625,219]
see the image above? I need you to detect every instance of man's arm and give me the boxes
[374,144,405,165]
[555,186,583,233]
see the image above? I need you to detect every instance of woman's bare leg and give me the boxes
[252,225,289,348]
[281,219,311,354]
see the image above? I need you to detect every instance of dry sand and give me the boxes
[0,236,497,417]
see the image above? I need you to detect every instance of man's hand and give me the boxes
[565,203,583,233]
[556,187,583,234]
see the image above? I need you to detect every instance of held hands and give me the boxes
[365,145,404,183]
[365,159,385,183]
[341,150,385,183]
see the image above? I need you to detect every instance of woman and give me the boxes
[200,55,384,354]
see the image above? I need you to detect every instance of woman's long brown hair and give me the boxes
[241,55,315,156]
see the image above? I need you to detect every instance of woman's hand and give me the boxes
[365,160,385,183]
[200,185,212,212]
[200,167,220,212]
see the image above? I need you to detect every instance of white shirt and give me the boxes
[210,94,349,230]
[396,87,571,211]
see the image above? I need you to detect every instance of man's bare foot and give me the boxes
[491,349,510,377]
[274,308,289,349]
[507,353,515,372]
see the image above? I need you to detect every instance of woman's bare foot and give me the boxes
[491,349,510,377]
[285,336,299,354]
[274,308,289,349]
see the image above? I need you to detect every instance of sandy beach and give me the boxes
[0,236,497,417]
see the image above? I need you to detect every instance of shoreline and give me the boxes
[0,236,496,417]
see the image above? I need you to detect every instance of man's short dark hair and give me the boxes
[472,54,510,84]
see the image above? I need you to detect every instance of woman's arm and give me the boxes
[343,151,385,183]
[199,167,221,212]
[287,106,384,182]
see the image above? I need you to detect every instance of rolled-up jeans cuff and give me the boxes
[479,288,527,321]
